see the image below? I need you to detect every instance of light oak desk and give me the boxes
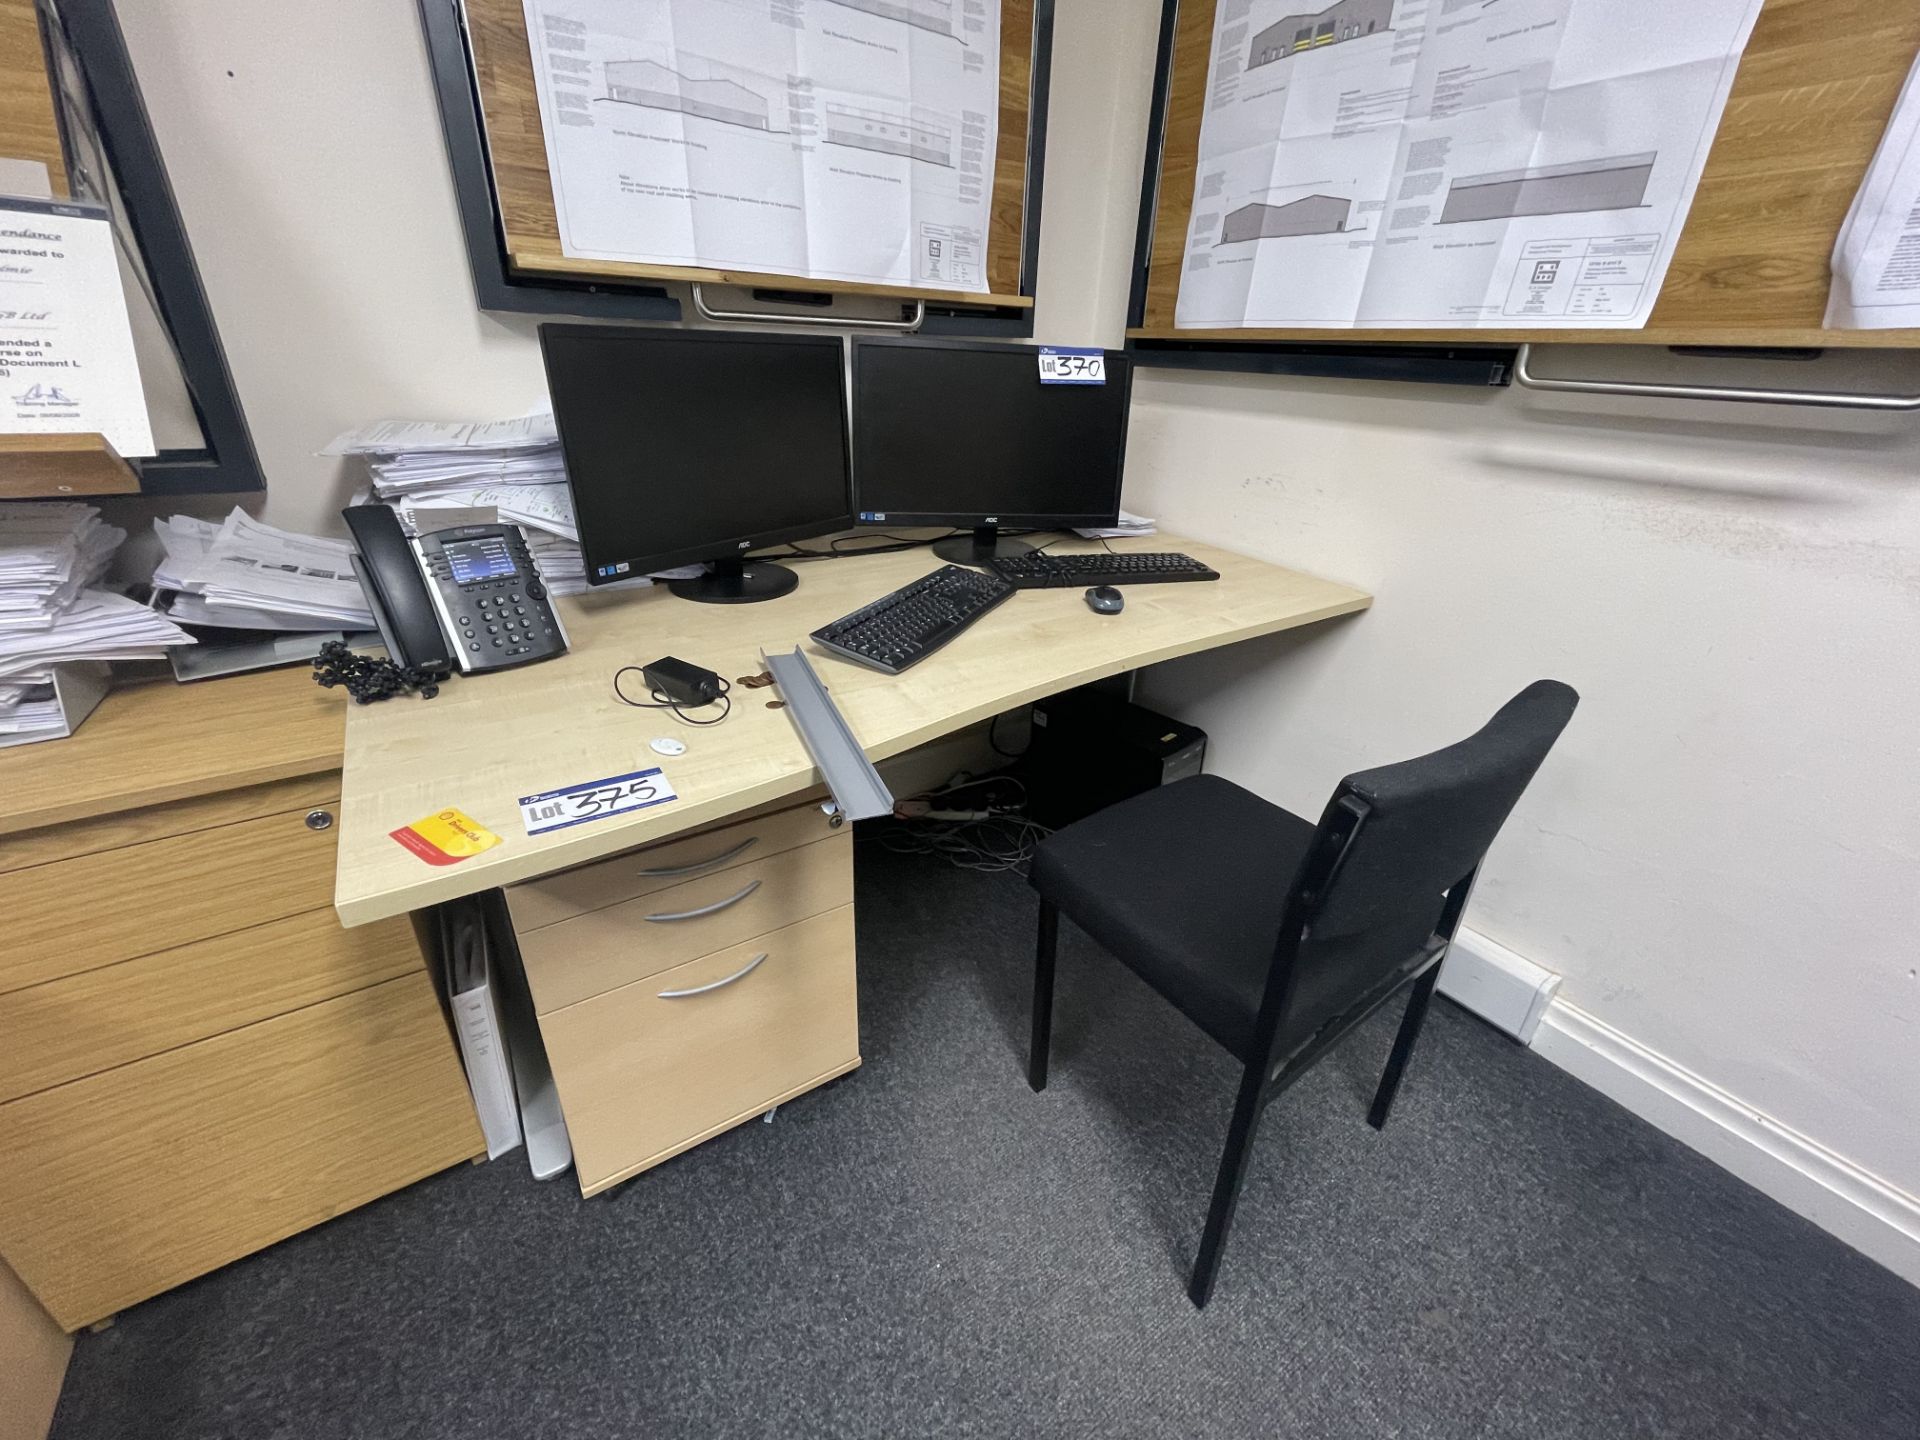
[333,535,1371,1193]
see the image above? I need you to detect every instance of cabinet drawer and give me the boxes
[0,774,339,875]
[0,909,422,1104]
[506,800,841,932]
[0,972,482,1331]
[542,906,859,1197]
[0,799,341,995]
[517,832,851,1014]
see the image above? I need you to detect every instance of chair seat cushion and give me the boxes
[1030,775,1438,1062]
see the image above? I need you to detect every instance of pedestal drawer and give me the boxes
[517,832,851,1014]
[506,799,840,932]
[0,798,343,994]
[542,906,859,1197]
[0,910,423,1104]
[0,971,483,1331]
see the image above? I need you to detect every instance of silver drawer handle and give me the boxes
[643,879,761,923]
[635,835,758,879]
[658,952,769,999]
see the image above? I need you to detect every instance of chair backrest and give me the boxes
[1312,679,1579,939]
[1261,681,1579,1064]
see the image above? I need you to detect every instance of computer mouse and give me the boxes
[1085,585,1125,615]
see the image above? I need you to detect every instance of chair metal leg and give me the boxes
[1368,963,1441,1131]
[1027,899,1059,1092]
[1188,1063,1268,1309]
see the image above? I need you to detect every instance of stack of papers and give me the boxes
[1074,510,1157,540]
[324,414,666,596]
[153,511,376,631]
[399,483,579,543]
[0,678,63,737]
[0,503,190,741]
[0,502,125,630]
[0,590,194,681]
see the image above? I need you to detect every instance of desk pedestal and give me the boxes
[502,797,858,1196]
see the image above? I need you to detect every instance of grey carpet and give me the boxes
[50,839,1920,1440]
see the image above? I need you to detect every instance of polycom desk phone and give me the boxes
[343,504,567,676]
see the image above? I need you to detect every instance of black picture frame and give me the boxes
[1123,0,1515,388]
[39,0,265,494]
[417,0,1054,339]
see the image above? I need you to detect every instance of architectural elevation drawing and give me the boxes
[1177,0,1762,331]
[603,59,772,131]
[1248,0,1393,68]
[523,0,1001,291]
[1219,195,1352,243]
[823,104,953,166]
[821,0,957,38]
[1438,152,1657,224]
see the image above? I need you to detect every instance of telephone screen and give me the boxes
[445,538,516,586]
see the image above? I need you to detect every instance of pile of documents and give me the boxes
[152,510,376,631]
[324,415,650,596]
[0,502,123,628]
[1074,509,1156,541]
[0,503,194,740]
[0,679,65,738]
[0,590,193,679]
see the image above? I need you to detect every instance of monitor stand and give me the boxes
[933,525,1039,568]
[668,557,800,604]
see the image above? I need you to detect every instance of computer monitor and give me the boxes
[850,337,1133,565]
[540,324,853,604]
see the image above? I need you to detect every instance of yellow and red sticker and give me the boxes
[390,807,502,866]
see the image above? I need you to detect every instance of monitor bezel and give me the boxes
[540,324,855,586]
[848,336,1133,531]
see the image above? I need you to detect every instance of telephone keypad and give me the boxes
[414,525,567,674]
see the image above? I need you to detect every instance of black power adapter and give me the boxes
[641,656,724,708]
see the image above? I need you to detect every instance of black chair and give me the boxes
[1025,680,1578,1307]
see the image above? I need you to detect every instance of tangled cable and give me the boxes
[311,641,443,703]
[860,774,1052,874]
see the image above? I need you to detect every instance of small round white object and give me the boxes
[650,737,687,757]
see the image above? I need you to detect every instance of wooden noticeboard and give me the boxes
[0,0,66,198]
[1130,0,1920,348]
[463,0,1038,310]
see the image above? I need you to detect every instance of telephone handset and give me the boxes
[342,505,568,675]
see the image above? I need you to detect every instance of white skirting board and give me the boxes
[1440,928,1920,1289]
[1436,929,1560,1042]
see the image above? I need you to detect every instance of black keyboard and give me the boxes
[811,564,1017,674]
[982,551,1221,589]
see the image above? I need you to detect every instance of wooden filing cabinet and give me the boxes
[0,673,483,1332]
[506,799,859,1196]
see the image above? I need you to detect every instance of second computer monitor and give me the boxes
[851,338,1133,565]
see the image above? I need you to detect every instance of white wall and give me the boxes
[109,0,553,542]
[1128,377,1920,1199]
[108,0,1918,1238]
[109,0,1151,550]
[1066,7,1920,1209]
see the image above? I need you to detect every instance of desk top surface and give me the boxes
[334,535,1370,926]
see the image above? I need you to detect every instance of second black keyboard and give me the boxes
[983,551,1221,589]
[811,564,1017,674]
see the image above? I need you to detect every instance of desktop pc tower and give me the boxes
[1020,687,1207,831]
